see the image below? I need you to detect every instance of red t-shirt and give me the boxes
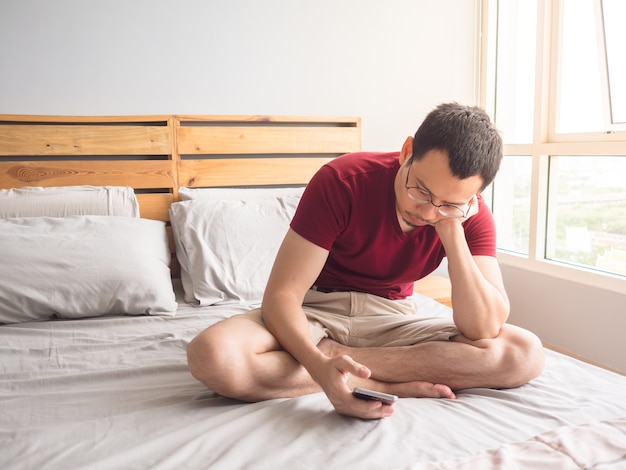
[290,151,497,300]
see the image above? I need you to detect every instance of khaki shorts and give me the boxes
[235,289,460,347]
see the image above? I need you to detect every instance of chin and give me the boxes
[403,214,429,228]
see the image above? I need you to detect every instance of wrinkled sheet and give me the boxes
[407,417,626,469]
[2,294,626,470]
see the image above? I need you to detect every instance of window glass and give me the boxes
[556,0,605,134]
[493,0,537,143]
[546,156,626,276]
[492,156,532,254]
[601,0,626,124]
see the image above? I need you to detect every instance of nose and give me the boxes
[420,201,441,219]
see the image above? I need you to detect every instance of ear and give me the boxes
[399,136,413,166]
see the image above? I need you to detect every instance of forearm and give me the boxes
[260,228,332,377]
[437,222,509,340]
[261,291,327,378]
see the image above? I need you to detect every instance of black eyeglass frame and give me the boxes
[403,163,471,219]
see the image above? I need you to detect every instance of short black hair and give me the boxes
[411,102,503,191]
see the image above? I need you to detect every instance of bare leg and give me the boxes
[318,323,545,390]
[187,316,319,401]
[187,316,455,401]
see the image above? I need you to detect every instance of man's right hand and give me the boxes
[311,354,395,419]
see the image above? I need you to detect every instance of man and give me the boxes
[187,102,545,419]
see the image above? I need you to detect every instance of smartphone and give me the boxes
[352,387,398,405]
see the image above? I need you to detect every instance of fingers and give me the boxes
[352,401,395,420]
[322,355,395,419]
[336,395,395,420]
[335,354,371,380]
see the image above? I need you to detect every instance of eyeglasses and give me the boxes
[404,163,470,219]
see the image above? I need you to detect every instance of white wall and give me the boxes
[502,265,626,374]
[0,0,478,151]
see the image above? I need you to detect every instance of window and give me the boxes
[483,0,626,291]
[491,156,532,255]
[492,0,537,143]
[555,0,626,134]
[555,0,604,134]
[601,0,626,125]
[547,156,626,275]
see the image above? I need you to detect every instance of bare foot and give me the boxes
[386,380,456,399]
[347,375,455,399]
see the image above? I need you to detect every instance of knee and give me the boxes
[499,326,545,388]
[186,327,219,384]
[187,325,250,400]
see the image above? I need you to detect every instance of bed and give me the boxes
[1,114,625,469]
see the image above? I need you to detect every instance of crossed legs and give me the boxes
[186,315,545,402]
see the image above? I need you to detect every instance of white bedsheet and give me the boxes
[1,294,626,469]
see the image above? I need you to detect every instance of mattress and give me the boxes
[2,290,625,469]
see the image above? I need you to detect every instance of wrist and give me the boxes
[435,218,464,239]
[300,349,331,381]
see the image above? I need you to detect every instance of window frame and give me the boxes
[479,0,626,294]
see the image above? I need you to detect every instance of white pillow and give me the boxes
[0,216,177,323]
[0,185,140,218]
[170,196,300,305]
[178,186,304,201]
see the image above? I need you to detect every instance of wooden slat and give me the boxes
[0,114,173,123]
[136,193,174,221]
[0,124,171,156]
[0,160,174,188]
[178,157,333,187]
[176,115,360,124]
[177,126,360,155]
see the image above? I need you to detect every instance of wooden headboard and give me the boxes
[0,114,361,221]
[0,114,361,275]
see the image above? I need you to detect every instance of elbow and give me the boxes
[460,324,501,341]
[455,308,509,341]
